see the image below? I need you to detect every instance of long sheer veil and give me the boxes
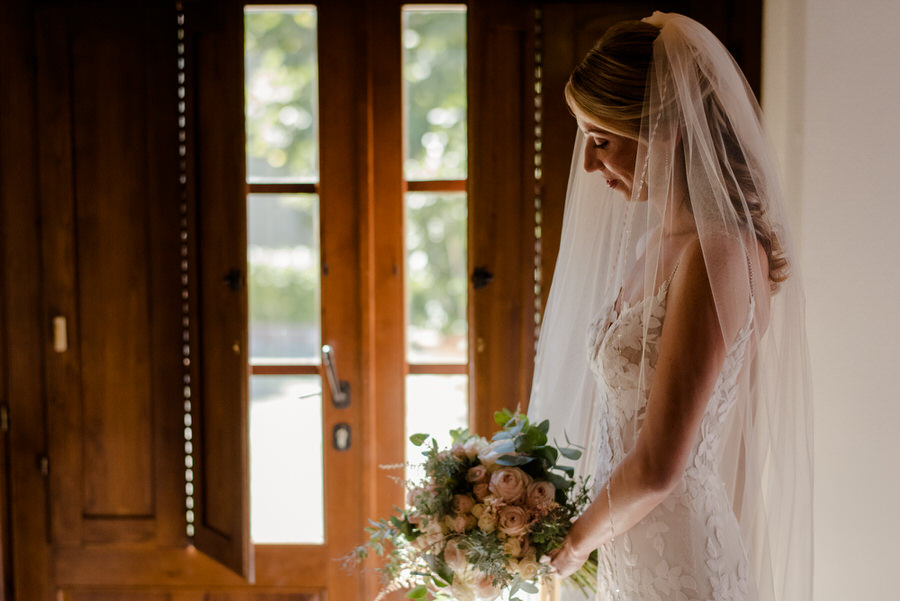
[528,12,812,601]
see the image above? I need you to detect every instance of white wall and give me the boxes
[763,0,900,599]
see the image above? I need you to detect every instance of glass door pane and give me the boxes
[402,7,467,180]
[402,6,469,467]
[245,5,323,545]
[245,6,318,182]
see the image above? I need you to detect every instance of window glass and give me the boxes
[248,193,320,363]
[405,191,467,363]
[405,375,468,477]
[402,7,467,180]
[245,7,318,182]
[250,375,323,544]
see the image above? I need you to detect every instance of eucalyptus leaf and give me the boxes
[546,471,573,491]
[537,419,550,434]
[492,440,516,455]
[519,580,539,594]
[410,433,429,446]
[494,409,514,426]
[406,584,428,600]
[558,446,582,460]
[496,454,533,466]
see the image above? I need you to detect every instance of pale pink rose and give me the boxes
[489,468,533,503]
[525,480,556,510]
[452,494,476,515]
[452,514,474,533]
[473,482,490,500]
[473,573,501,601]
[452,442,467,459]
[443,539,468,573]
[498,505,530,537]
[466,464,489,484]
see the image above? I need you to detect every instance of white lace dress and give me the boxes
[585,275,756,601]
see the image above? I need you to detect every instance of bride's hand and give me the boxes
[549,524,592,578]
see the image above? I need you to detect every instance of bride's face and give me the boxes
[578,119,639,198]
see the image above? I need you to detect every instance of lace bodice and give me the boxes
[584,273,757,601]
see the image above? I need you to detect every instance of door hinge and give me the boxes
[0,404,7,432]
[38,455,49,477]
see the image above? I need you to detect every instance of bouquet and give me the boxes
[349,410,598,601]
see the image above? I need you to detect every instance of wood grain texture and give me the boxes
[318,2,366,601]
[0,2,53,598]
[35,1,185,551]
[36,5,86,547]
[468,0,537,435]
[185,0,252,580]
[72,28,155,519]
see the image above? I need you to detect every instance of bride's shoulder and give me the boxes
[669,232,762,341]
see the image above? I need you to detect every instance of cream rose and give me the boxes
[525,480,556,511]
[489,468,533,503]
[466,464,489,484]
[471,503,485,518]
[463,436,488,459]
[477,511,497,533]
[420,519,444,548]
[498,505,530,537]
[517,552,540,580]
[449,580,475,601]
[452,494,476,515]
[502,536,522,558]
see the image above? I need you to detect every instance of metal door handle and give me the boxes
[321,345,350,408]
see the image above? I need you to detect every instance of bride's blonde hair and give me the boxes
[565,20,789,289]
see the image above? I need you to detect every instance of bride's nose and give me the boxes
[584,147,603,172]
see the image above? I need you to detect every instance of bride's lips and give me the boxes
[606,179,618,189]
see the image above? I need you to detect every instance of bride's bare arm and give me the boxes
[551,238,748,577]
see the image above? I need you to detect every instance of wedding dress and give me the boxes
[587,272,756,601]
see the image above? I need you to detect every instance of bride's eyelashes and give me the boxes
[591,138,610,149]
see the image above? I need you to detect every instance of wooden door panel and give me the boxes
[73,30,155,520]
[36,1,183,548]
[184,0,252,579]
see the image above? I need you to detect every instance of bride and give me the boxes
[529,12,812,601]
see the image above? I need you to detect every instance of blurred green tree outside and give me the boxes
[245,8,467,361]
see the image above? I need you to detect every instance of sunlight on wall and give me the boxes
[763,1,900,598]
